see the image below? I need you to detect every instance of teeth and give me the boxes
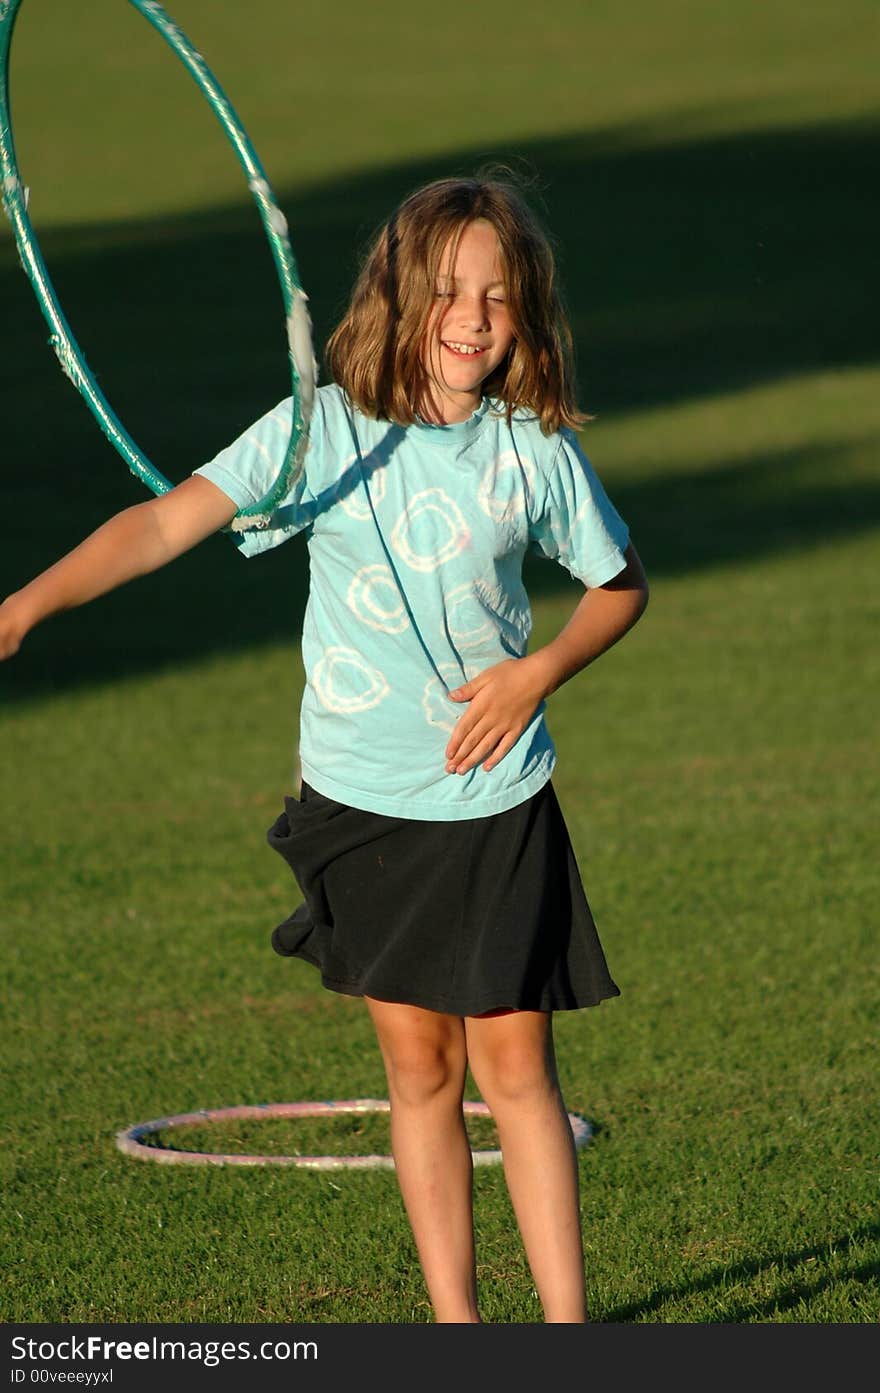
[444,341,483,355]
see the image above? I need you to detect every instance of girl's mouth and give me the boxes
[442,341,486,359]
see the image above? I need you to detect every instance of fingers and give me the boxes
[445,718,506,775]
[479,729,519,774]
[446,723,491,772]
[443,658,537,774]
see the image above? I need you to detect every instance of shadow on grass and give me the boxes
[602,1221,880,1322]
[2,115,878,704]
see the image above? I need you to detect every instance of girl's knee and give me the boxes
[385,1043,465,1105]
[476,1049,557,1105]
[366,998,466,1105]
[465,1013,559,1104]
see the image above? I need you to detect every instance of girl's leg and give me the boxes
[464,1008,587,1322]
[364,995,480,1323]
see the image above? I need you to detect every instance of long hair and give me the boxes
[325,171,586,434]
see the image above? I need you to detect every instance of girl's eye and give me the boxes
[488,296,506,304]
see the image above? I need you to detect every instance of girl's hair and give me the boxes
[325,171,586,435]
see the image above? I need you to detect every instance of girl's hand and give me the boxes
[0,596,26,660]
[444,656,549,775]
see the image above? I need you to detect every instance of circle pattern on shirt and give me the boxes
[346,564,410,634]
[445,582,496,652]
[391,488,470,572]
[337,453,387,519]
[422,662,469,734]
[313,646,390,713]
[478,451,536,526]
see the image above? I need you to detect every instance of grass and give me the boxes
[1,0,878,1326]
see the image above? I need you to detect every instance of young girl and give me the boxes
[0,172,648,1324]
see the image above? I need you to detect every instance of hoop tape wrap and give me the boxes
[115,1099,594,1170]
[0,0,315,529]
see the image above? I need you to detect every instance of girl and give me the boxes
[0,172,648,1323]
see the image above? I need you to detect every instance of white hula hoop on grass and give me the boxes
[115,1098,594,1170]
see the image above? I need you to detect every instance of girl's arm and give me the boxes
[0,476,239,659]
[445,543,649,775]
[526,541,649,698]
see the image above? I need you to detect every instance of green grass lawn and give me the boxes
[1,0,878,1324]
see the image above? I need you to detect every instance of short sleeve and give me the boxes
[528,429,630,586]
[192,396,321,557]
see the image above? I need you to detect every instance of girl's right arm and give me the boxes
[0,475,239,659]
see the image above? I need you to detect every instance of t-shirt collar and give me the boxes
[413,395,491,446]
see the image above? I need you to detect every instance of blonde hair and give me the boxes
[325,172,586,435]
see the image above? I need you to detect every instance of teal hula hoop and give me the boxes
[0,0,315,529]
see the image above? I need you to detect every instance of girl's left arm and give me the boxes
[444,543,649,775]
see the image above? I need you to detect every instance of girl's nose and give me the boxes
[457,297,489,331]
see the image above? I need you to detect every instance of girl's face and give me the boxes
[420,218,515,424]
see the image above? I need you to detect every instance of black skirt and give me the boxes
[266,779,620,1016]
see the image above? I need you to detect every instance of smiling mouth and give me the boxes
[442,341,486,357]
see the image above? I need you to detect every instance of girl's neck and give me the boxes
[416,388,484,426]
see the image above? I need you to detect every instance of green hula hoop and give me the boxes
[0,0,315,530]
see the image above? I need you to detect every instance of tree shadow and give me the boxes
[600,1221,880,1323]
[2,115,877,703]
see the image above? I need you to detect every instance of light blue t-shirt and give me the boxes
[193,383,630,820]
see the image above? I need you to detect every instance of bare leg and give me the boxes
[465,1008,587,1322]
[364,996,481,1323]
